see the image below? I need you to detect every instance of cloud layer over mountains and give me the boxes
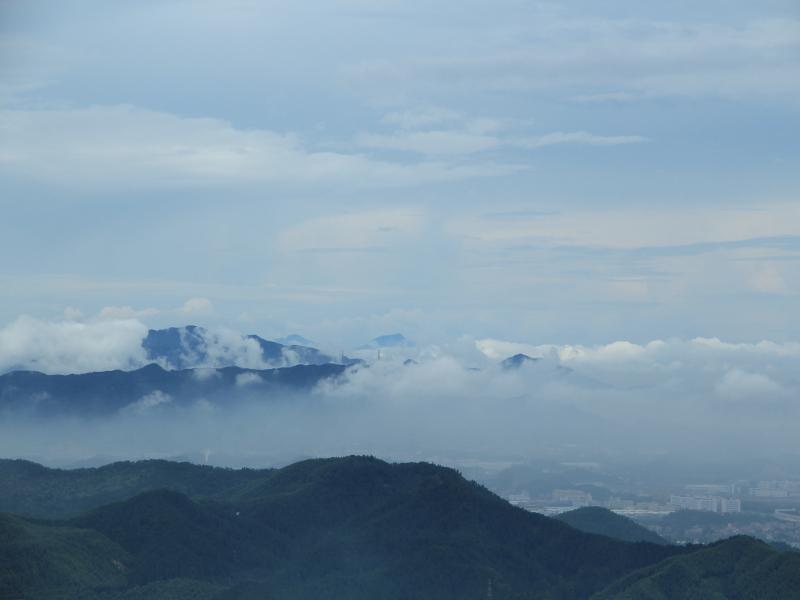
[2,315,798,402]
[0,316,149,375]
[0,316,311,374]
[1,315,798,466]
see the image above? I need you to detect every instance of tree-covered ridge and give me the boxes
[0,512,130,599]
[56,456,682,598]
[556,506,668,545]
[0,458,273,518]
[1,456,799,600]
[592,535,800,600]
[0,362,347,417]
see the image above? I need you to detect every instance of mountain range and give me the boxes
[0,325,369,417]
[142,326,359,370]
[1,325,605,419]
[0,362,347,417]
[1,456,799,600]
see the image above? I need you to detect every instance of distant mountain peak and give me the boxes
[362,333,414,349]
[274,334,315,347]
[501,353,540,369]
[142,325,352,370]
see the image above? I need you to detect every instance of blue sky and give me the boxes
[1,0,798,347]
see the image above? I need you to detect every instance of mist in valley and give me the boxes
[2,319,798,482]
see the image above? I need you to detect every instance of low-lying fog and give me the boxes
[1,318,798,471]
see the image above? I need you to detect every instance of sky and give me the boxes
[1,0,799,348]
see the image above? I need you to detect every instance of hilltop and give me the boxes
[556,506,668,545]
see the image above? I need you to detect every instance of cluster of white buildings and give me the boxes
[669,495,741,514]
[750,480,800,498]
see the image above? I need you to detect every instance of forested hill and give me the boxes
[594,535,800,599]
[556,506,668,545]
[1,456,799,600]
[1,456,681,599]
[0,458,274,518]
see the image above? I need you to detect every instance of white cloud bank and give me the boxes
[2,311,797,386]
[0,315,311,374]
[190,328,271,371]
[0,316,149,375]
[473,337,800,406]
[121,390,173,416]
[1,320,799,462]
[1,316,797,428]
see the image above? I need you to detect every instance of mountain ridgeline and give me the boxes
[0,363,347,417]
[0,458,273,519]
[142,326,358,370]
[0,326,366,418]
[2,456,799,600]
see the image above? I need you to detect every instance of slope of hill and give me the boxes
[556,507,668,545]
[0,362,347,417]
[0,458,273,519]
[0,456,684,600]
[2,456,799,600]
[0,512,130,599]
[74,490,280,585]
[592,535,800,600]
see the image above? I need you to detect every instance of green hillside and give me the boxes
[0,513,130,599]
[223,456,681,599]
[2,456,682,600]
[0,458,272,518]
[592,535,800,600]
[556,507,668,545]
[2,456,799,600]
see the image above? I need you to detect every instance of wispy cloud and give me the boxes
[0,105,522,188]
[517,131,648,148]
[355,127,646,155]
[346,17,800,101]
[355,130,499,155]
[98,298,214,320]
[447,204,800,249]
